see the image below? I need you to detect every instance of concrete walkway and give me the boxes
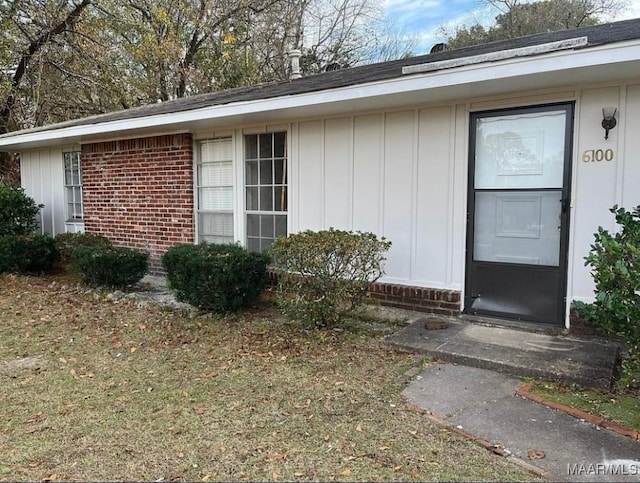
[403,364,640,482]
[386,318,639,481]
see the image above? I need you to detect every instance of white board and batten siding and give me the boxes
[570,84,640,303]
[291,83,640,307]
[19,147,84,236]
[293,107,459,291]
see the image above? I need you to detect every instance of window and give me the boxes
[64,151,83,221]
[245,132,287,252]
[197,138,234,244]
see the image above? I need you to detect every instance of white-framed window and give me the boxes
[245,132,287,253]
[197,137,234,244]
[64,151,83,221]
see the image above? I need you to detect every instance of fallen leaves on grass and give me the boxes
[0,273,539,482]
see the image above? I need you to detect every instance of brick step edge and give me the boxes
[517,382,640,441]
[404,402,556,481]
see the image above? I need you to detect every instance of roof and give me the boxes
[1,17,640,147]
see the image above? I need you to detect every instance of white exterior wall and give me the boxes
[293,107,460,290]
[291,82,640,312]
[19,81,640,319]
[20,147,84,236]
[570,84,640,303]
[20,148,64,235]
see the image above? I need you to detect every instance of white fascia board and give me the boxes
[402,37,589,74]
[2,38,639,151]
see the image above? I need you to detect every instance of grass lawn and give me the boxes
[0,273,538,482]
[528,381,640,433]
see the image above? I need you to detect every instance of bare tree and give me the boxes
[0,0,93,184]
[95,0,286,102]
[248,0,415,80]
[0,0,93,134]
[1,0,415,136]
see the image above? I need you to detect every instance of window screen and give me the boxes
[197,138,234,244]
[64,151,83,221]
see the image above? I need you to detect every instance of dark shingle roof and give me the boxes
[2,17,640,139]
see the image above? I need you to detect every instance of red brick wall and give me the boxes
[368,282,461,316]
[266,270,461,316]
[81,134,194,271]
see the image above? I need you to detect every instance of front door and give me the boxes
[465,103,574,325]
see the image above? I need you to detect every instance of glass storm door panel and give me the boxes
[465,104,574,325]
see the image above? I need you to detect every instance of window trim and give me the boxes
[244,131,288,253]
[63,151,83,222]
[195,136,235,244]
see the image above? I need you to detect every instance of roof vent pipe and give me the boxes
[289,49,302,80]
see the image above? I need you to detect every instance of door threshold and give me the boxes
[460,314,567,335]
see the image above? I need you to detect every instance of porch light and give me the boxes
[601,107,617,140]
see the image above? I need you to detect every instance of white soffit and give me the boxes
[402,37,589,74]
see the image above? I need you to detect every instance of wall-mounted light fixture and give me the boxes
[601,107,617,140]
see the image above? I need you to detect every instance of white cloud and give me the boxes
[383,0,442,9]
[385,0,640,54]
[384,0,448,26]
[622,0,640,18]
[383,0,488,53]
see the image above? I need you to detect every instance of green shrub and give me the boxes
[0,185,42,236]
[161,243,269,312]
[55,232,113,265]
[0,234,59,273]
[74,246,149,288]
[574,205,640,389]
[269,228,392,328]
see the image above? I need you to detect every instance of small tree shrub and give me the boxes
[0,185,42,236]
[0,234,59,273]
[74,246,149,288]
[269,228,392,328]
[161,243,269,312]
[55,232,113,265]
[574,205,640,389]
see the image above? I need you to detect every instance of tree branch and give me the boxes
[0,0,92,134]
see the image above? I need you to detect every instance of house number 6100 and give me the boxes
[582,149,614,162]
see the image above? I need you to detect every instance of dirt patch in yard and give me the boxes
[0,355,42,373]
[0,273,539,482]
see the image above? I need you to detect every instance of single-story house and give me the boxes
[1,18,639,330]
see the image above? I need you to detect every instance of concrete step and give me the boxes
[385,318,621,390]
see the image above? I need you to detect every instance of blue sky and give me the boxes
[384,0,640,54]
